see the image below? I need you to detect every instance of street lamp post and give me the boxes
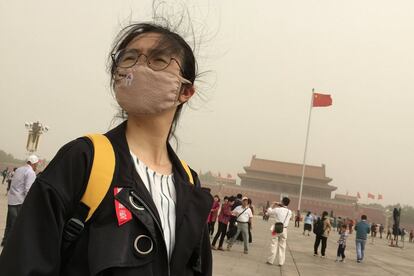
[25,121,49,153]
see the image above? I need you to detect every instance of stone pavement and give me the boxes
[1,181,413,275]
[212,215,414,276]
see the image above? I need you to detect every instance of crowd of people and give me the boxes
[208,193,413,268]
[209,193,254,253]
[208,193,293,266]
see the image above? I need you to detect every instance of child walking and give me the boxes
[336,224,348,262]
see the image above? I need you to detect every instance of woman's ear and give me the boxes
[179,85,195,103]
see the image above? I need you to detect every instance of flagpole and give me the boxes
[297,89,314,211]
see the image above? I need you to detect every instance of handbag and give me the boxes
[274,209,290,234]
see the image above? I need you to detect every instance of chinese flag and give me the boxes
[368,193,375,199]
[378,194,383,200]
[313,93,332,107]
[357,192,361,199]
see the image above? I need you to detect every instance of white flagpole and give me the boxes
[297,89,315,211]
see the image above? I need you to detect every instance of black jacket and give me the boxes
[0,122,213,276]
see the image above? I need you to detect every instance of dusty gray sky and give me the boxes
[1,0,413,206]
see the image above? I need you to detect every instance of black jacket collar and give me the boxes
[104,120,193,229]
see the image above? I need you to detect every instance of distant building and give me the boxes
[215,176,237,185]
[334,193,358,204]
[238,155,336,199]
[199,171,237,186]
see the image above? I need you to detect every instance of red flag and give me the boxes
[368,193,375,199]
[313,93,332,107]
[378,194,383,200]
[357,192,361,199]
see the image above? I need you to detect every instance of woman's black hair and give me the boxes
[322,211,329,218]
[108,22,197,141]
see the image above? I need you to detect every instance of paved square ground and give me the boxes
[211,213,414,276]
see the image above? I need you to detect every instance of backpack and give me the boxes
[63,134,195,242]
[313,217,324,236]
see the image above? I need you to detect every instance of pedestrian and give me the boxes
[348,219,354,234]
[379,224,384,239]
[263,201,270,221]
[211,196,234,250]
[227,193,243,240]
[371,222,377,237]
[337,217,343,231]
[355,214,370,263]
[247,198,254,243]
[294,210,301,228]
[5,168,16,193]
[313,211,332,258]
[262,206,268,221]
[265,197,292,266]
[370,222,377,244]
[227,197,253,254]
[401,228,406,242]
[232,193,243,210]
[335,224,348,263]
[0,22,213,276]
[409,230,413,243]
[1,155,39,247]
[1,168,8,184]
[208,195,220,236]
[303,211,313,236]
[386,227,392,240]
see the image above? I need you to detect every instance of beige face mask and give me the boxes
[114,65,191,115]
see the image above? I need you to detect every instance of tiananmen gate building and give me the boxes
[238,155,336,199]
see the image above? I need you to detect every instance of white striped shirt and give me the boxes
[131,152,176,260]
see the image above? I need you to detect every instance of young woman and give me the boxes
[211,196,234,250]
[0,23,213,276]
[303,211,314,236]
[313,211,332,258]
[207,195,220,236]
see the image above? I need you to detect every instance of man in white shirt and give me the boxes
[266,197,292,266]
[227,196,253,254]
[1,155,39,247]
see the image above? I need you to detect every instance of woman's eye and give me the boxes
[152,58,168,64]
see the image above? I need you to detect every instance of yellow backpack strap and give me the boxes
[82,134,115,222]
[180,159,194,185]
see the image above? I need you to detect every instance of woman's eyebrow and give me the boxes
[124,47,169,56]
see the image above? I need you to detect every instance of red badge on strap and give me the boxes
[114,187,132,226]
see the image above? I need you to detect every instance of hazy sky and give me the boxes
[1,0,413,206]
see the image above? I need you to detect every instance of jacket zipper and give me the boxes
[130,191,171,276]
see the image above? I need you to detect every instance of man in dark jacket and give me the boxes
[355,215,370,263]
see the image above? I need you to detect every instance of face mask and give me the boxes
[114,65,191,115]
